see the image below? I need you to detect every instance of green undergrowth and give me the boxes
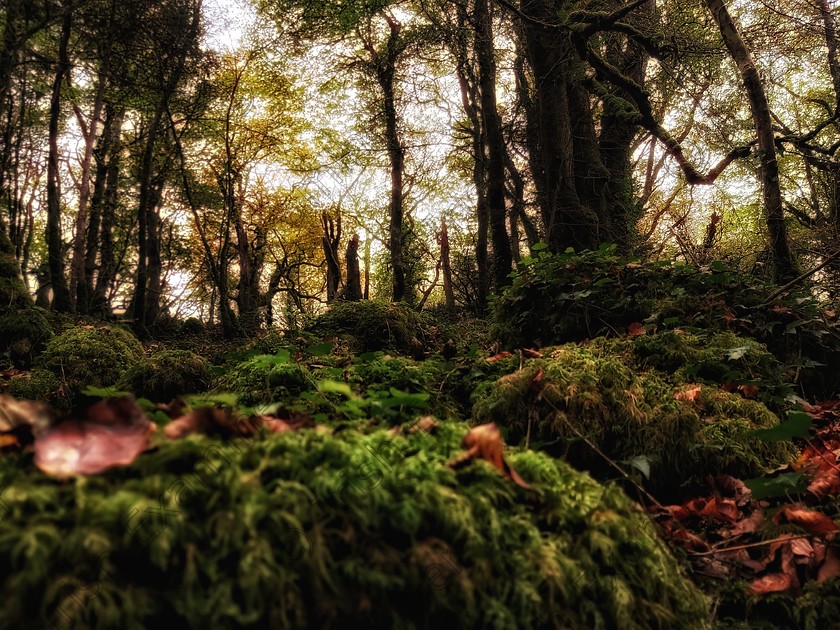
[36,325,144,400]
[713,579,840,629]
[0,419,709,629]
[493,245,840,397]
[307,300,446,354]
[119,350,211,401]
[472,342,796,496]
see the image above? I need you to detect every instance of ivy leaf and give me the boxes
[744,472,807,499]
[752,411,812,442]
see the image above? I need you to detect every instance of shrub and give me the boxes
[119,350,210,401]
[0,421,710,628]
[6,369,68,410]
[38,325,144,396]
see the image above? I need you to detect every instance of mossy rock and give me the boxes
[0,308,53,367]
[472,343,795,494]
[0,420,709,628]
[119,350,210,401]
[179,317,207,336]
[38,325,144,396]
[5,368,69,410]
[308,301,443,354]
[215,353,311,405]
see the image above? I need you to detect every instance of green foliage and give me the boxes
[179,317,206,336]
[472,343,796,495]
[215,351,310,405]
[493,246,840,397]
[308,300,443,354]
[119,350,211,401]
[0,420,709,628]
[38,325,144,397]
[715,577,840,629]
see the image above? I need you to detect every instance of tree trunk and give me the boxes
[474,0,512,290]
[92,108,124,316]
[439,218,455,310]
[321,211,341,303]
[345,233,362,301]
[705,0,797,281]
[364,236,370,300]
[46,4,72,312]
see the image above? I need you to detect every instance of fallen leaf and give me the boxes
[486,351,513,362]
[817,547,840,582]
[34,397,155,479]
[0,394,54,435]
[750,572,792,595]
[448,423,530,489]
[738,385,759,399]
[674,385,702,403]
[163,407,257,439]
[521,348,543,359]
[774,506,839,536]
[627,322,646,337]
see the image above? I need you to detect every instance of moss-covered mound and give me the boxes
[38,325,144,396]
[472,343,795,493]
[215,353,312,405]
[0,308,53,367]
[308,301,443,354]
[0,421,709,628]
[5,368,66,409]
[119,350,210,401]
[491,247,840,398]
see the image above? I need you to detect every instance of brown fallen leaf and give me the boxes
[0,394,54,436]
[521,348,543,359]
[674,385,702,403]
[34,397,155,479]
[817,547,840,582]
[774,506,839,536]
[627,322,646,337]
[486,351,513,362]
[738,385,759,399]
[448,423,530,489]
[163,406,256,439]
[750,572,792,595]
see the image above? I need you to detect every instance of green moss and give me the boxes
[38,325,144,396]
[472,343,795,494]
[308,301,443,354]
[119,350,210,401]
[215,354,311,405]
[0,420,709,628]
[6,368,68,409]
[0,308,52,367]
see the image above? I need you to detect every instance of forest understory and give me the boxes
[4,249,840,628]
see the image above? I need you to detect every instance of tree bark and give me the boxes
[46,4,72,311]
[321,211,341,303]
[705,0,797,281]
[345,233,362,301]
[439,218,455,310]
[474,0,512,290]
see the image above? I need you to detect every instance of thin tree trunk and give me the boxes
[364,236,370,300]
[474,0,512,290]
[439,218,455,310]
[705,0,797,281]
[46,4,72,311]
[345,233,362,301]
[321,211,341,303]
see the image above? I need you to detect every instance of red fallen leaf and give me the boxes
[260,417,293,433]
[448,422,530,489]
[790,537,816,562]
[808,469,840,498]
[699,497,739,522]
[529,367,545,393]
[34,397,155,479]
[674,385,702,403]
[714,474,752,506]
[774,506,839,536]
[626,262,643,269]
[750,572,792,595]
[818,547,840,582]
[156,397,188,419]
[772,304,793,315]
[163,406,259,439]
[0,394,54,436]
[627,322,646,337]
[724,509,764,538]
[294,349,303,362]
[738,385,759,399]
[521,348,543,359]
[486,351,513,362]
[824,309,837,319]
